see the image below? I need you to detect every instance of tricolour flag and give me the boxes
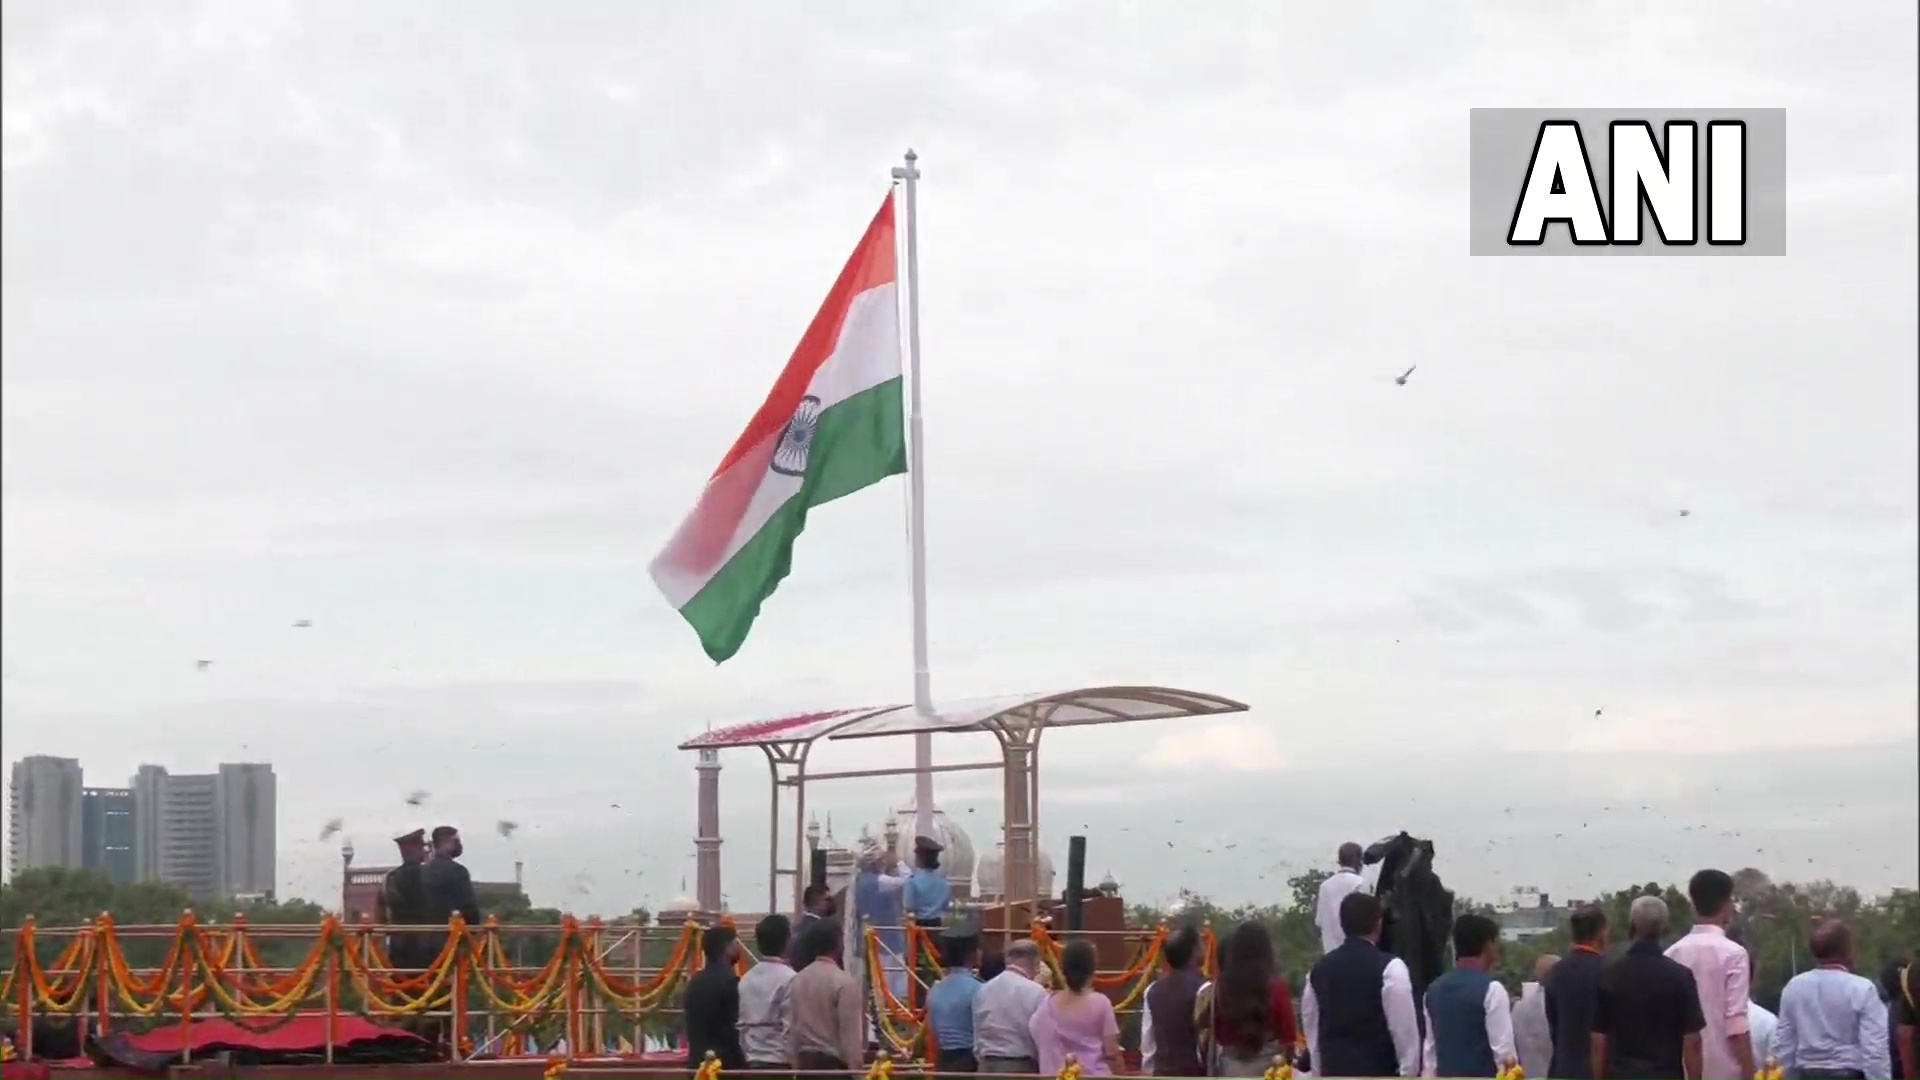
[650,194,906,662]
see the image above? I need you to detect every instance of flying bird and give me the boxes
[292,619,312,628]
[196,660,213,671]
[1595,708,1603,717]
[319,818,343,841]
[496,819,519,838]
[405,789,430,807]
[1677,509,1692,517]
[1395,365,1417,386]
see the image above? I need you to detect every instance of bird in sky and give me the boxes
[1595,708,1604,717]
[292,619,313,628]
[496,820,519,838]
[196,659,213,670]
[405,789,430,807]
[1678,509,1692,517]
[1395,365,1417,386]
[319,818,343,841]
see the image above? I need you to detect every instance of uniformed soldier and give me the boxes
[379,829,431,970]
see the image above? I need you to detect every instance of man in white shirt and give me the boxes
[1512,954,1557,1080]
[737,915,796,1070]
[1771,920,1890,1080]
[1748,1000,1778,1072]
[1727,927,1777,1071]
[1302,891,1422,1078]
[1316,843,1370,957]
[972,939,1049,1075]
[1421,914,1516,1077]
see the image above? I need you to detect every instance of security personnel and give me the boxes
[379,829,431,969]
[903,835,953,929]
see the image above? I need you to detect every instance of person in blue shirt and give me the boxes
[903,834,953,928]
[926,923,984,1073]
[853,835,911,1003]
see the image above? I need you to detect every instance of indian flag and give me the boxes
[650,193,907,662]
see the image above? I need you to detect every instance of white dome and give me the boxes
[878,795,976,894]
[661,870,700,914]
[974,840,1057,900]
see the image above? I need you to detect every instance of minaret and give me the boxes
[339,839,355,918]
[694,748,723,913]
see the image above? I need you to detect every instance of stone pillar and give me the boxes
[1002,742,1036,906]
[339,839,354,916]
[694,749,723,913]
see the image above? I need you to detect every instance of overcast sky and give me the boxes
[4,1,1915,916]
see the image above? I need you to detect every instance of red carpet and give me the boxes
[116,1015,425,1056]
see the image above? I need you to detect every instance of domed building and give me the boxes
[659,880,701,926]
[975,839,1057,902]
[877,795,977,902]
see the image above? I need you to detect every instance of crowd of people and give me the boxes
[667,836,1914,1079]
[1128,858,1913,1080]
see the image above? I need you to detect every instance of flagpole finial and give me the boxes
[904,148,917,162]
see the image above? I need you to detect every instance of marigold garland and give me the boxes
[11,908,1192,1065]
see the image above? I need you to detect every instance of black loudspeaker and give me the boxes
[1064,835,1088,933]
[809,848,828,890]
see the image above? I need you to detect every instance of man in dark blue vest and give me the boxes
[1144,924,1208,1076]
[1302,891,1422,1077]
[1422,913,1516,1077]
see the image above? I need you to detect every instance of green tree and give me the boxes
[1,868,328,980]
[1288,869,1331,915]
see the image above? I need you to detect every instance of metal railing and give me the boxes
[2,913,1192,1070]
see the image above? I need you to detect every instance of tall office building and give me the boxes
[80,787,136,885]
[7,756,84,877]
[131,764,167,883]
[213,763,276,897]
[130,763,277,899]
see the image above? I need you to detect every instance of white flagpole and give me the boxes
[890,148,936,844]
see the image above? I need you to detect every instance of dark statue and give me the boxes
[1364,831,1455,1017]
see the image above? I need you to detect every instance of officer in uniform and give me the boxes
[379,829,431,970]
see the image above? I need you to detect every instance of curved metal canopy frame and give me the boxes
[678,685,1249,915]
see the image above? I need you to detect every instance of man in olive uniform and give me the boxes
[378,829,431,970]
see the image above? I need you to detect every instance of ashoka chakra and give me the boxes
[771,395,822,477]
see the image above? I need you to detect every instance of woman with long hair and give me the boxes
[1198,921,1299,1077]
[1028,939,1123,1076]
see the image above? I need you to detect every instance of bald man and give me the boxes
[1512,954,1558,1080]
[1315,843,1370,955]
[1772,920,1888,1080]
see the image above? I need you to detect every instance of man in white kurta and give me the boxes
[1315,842,1370,956]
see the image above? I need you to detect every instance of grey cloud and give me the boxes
[4,0,1915,908]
